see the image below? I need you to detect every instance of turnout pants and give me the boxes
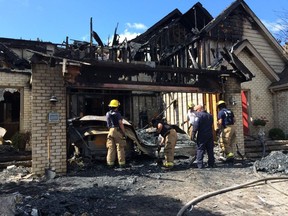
[219,125,236,157]
[163,129,177,166]
[188,125,193,140]
[106,128,126,166]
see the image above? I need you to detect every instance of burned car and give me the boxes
[67,115,196,160]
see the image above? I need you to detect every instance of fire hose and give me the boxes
[177,176,288,216]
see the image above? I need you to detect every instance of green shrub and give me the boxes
[268,128,286,140]
[11,131,31,151]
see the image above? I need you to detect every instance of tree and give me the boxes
[274,10,288,49]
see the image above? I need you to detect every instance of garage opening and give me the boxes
[67,87,219,131]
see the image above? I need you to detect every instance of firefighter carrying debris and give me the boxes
[151,118,177,170]
[106,99,127,168]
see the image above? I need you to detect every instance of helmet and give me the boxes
[217,100,226,106]
[188,102,195,109]
[108,99,120,107]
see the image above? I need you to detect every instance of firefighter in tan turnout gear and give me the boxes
[106,99,127,168]
[217,100,236,163]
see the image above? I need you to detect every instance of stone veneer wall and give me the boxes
[31,64,67,175]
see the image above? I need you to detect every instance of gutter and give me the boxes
[269,83,288,93]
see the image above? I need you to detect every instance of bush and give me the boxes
[268,128,286,140]
[252,117,268,126]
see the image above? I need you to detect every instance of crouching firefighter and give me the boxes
[216,100,236,163]
[151,118,177,169]
[106,99,127,168]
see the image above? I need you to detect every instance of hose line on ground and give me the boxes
[253,161,288,197]
[177,176,288,216]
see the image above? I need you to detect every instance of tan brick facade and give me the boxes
[223,77,245,154]
[240,51,274,136]
[31,64,67,175]
[0,71,31,133]
[274,91,288,135]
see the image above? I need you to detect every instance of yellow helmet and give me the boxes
[217,100,226,106]
[108,99,120,107]
[188,102,194,109]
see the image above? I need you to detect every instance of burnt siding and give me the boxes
[209,8,246,43]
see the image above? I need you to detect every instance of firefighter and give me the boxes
[181,102,196,140]
[151,118,177,170]
[106,99,127,168]
[192,105,215,169]
[216,100,236,162]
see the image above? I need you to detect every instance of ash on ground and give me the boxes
[254,151,288,174]
[0,144,18,154]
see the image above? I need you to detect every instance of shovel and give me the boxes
[236,144,244,160]
[45,123,56,179]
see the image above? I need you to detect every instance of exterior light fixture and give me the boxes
[49,95,58,103]
[229,96,236,106]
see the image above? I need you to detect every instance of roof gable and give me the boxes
[201,0,288,62]
[131,2,214,45]
[179,2,213,32]
[130,9,182,44]
[232,39,280,82]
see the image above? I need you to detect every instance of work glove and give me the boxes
[157,142,164,150]
[146,128,157,133]
[180,121,185,126]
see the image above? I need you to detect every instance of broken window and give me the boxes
[0,88,20,139]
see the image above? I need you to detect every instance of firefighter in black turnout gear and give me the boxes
[192,105,215,169]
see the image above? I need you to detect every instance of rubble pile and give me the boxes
[136,129,195,147]
[136,129,196,158]
[0,165,32,183]
[0,144,17,154]
[254,151,288,174]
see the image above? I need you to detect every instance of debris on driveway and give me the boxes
[0,151,287,215]
[254,151,288,174]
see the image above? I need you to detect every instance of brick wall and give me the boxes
[274,91,288,135]
[0,71,31,133]
[224,77,245,154]
[240,51,274,136]
[31,64,67,175]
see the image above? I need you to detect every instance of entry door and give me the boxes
[241,90,250,135]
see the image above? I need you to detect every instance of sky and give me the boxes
[0,0,287,45]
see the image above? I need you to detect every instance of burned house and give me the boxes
[0,0,287,174]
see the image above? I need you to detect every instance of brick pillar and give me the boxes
[224,77,245,155]
[31,64,67,175]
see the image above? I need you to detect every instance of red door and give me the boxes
[241,91,249,135]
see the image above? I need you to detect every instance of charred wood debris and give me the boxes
[1,10,252,93]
